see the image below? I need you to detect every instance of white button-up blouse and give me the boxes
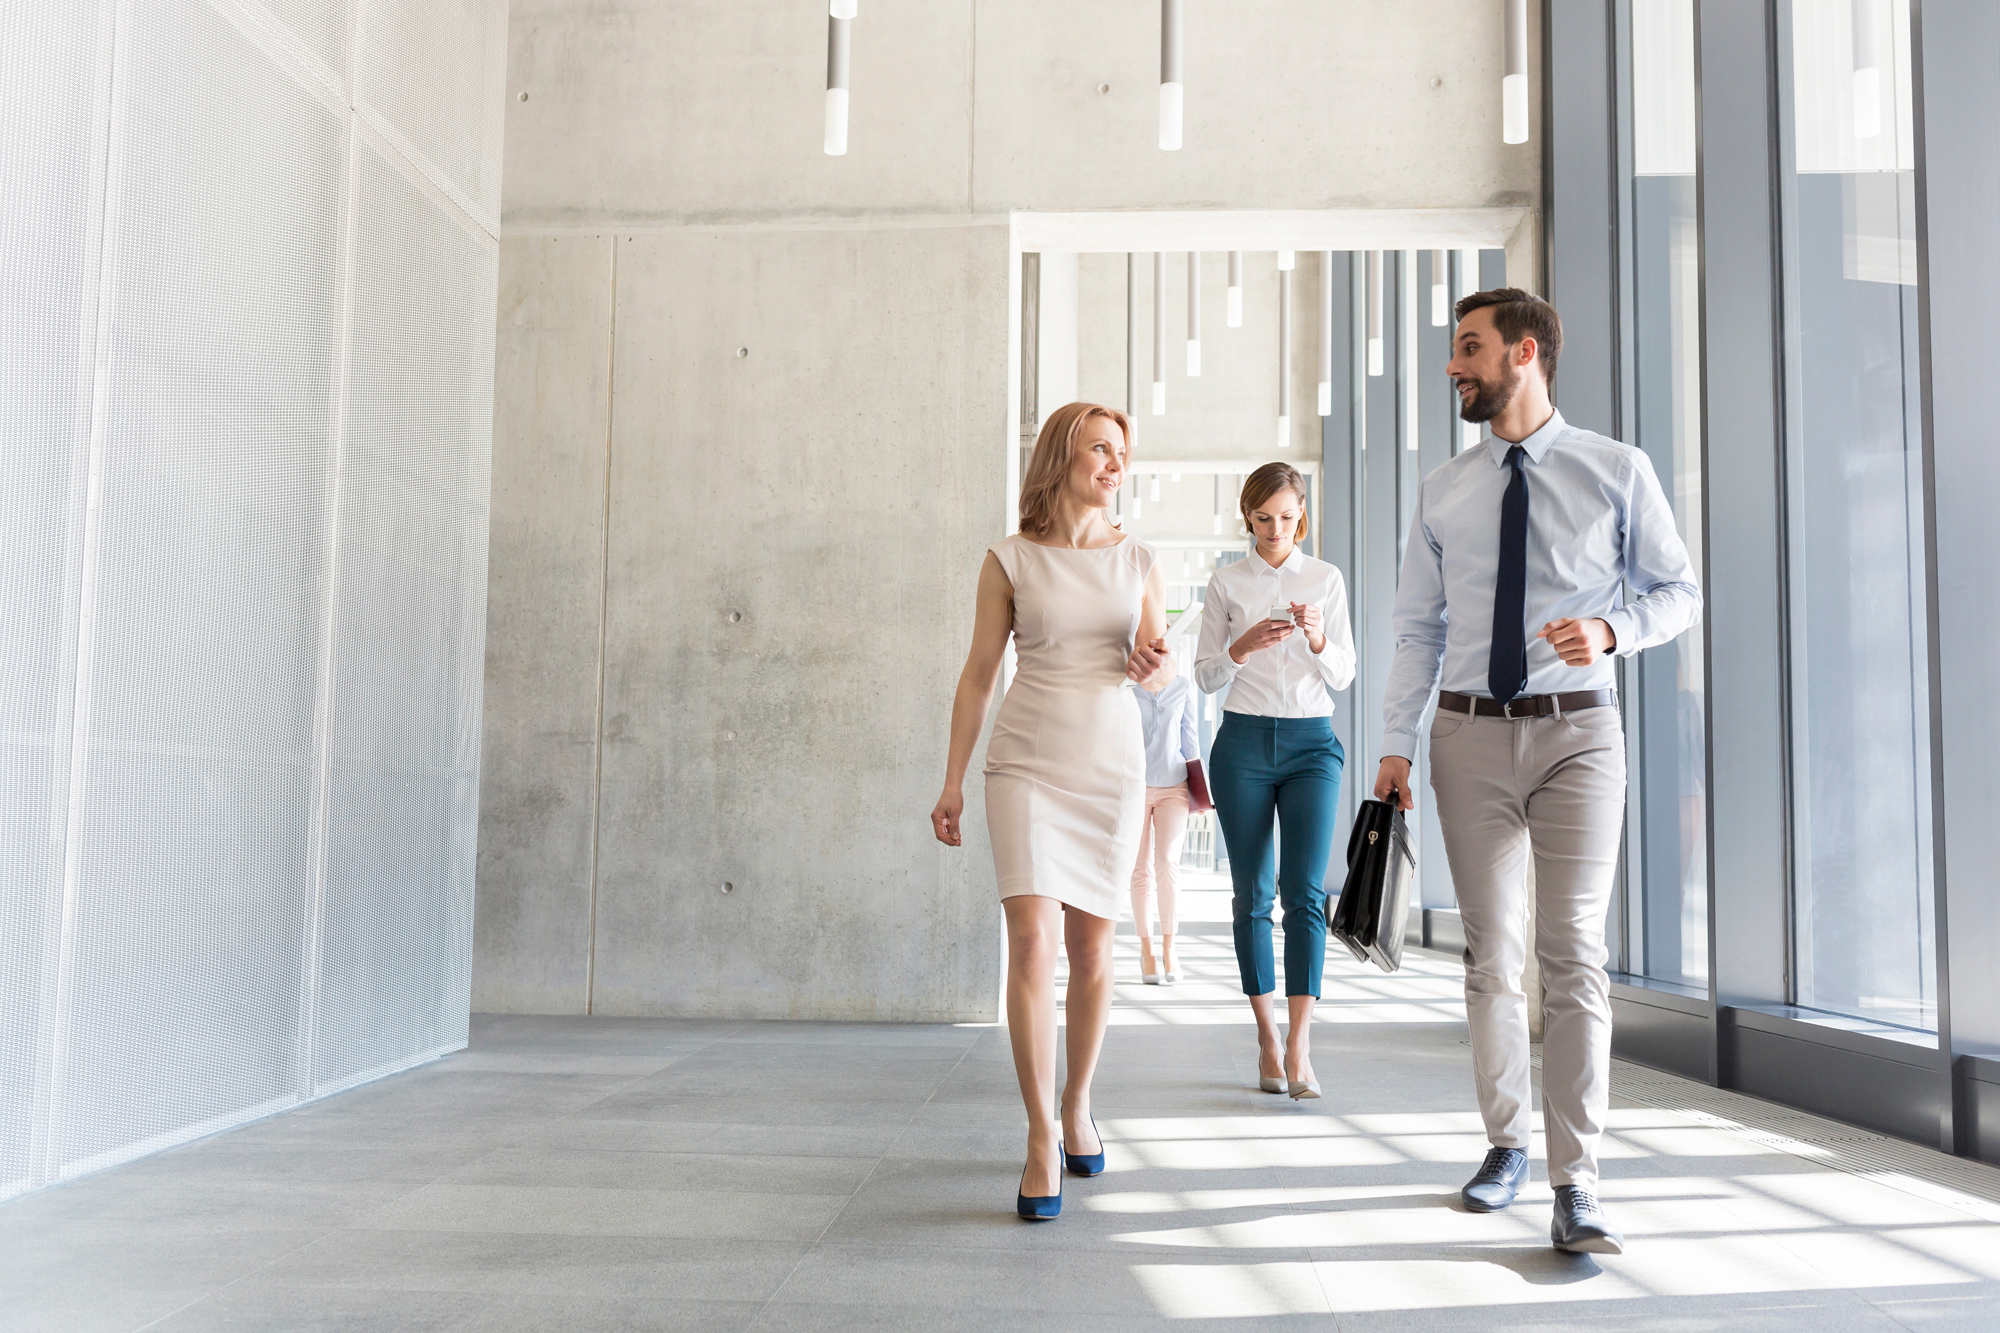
[1192,548,1357,718]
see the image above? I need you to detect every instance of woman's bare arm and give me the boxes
[1125,558,1173,685]
[931,552,1013,847]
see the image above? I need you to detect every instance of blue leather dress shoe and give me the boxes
[1461,1146,1529,1213]
[1551,1184,1624,1254]
[1063,1116,1105,1178]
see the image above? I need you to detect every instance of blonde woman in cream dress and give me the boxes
[931,401,1172,1221]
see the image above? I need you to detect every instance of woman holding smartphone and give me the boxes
[931,401,1171,1220]
[1193,462,1356,1100]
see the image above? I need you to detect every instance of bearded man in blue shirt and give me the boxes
[1374,289,1702,1255]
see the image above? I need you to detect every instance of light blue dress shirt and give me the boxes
[1381,410,1703,761]
[1135,674,1200,788]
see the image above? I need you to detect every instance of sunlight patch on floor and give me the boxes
[1129,1260,1332,1319]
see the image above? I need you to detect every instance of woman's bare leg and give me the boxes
[1284,994,1317,1086]
[1247,990,1284,1081]
[1003,896,1064,1196]
[1060,907,1116,1156]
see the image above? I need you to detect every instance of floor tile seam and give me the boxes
[516,1021,762,1138]
[124,1221,373,1333]
[745,1036,985,1327]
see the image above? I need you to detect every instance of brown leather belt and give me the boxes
[1437,688,1616,720]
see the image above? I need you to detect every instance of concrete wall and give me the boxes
[477,0,1541,1018]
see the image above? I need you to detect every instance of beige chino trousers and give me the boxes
[1428,704,1626,1189]
[1129,783,1190,936]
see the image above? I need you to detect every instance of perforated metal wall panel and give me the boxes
[0,0,500,1198]
[48,0,347,1178]
[260,0,351,90]
[0,0,105,1203]
[355,0,508,230]
[312,141,493,1093]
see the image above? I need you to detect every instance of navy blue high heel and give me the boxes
[1017,1163,1062,1220]
[1063,1115,1105,1178]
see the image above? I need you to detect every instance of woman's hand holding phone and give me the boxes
[1230,616,1294,664]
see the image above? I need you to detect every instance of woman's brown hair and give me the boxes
[1239,461,1310,544]
[1017,401,1133,538]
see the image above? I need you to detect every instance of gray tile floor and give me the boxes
[7,881,2000,1331]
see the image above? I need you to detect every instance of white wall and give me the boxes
[0,0,506,1200]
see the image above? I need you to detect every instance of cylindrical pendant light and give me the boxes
[1502,0,1528,145]
[1366,250,1384,377]
[1126,253,1140,418]
[1852,0,1883,140]
[1431,249,1449,326]
[1152,252,1167,415]
[1227,250,1243,327]
[824,14,851,155]
[1151,475,1161,501]
[1212,475,1222,534]
[1159,0,1184,151]
[829,0,856,16]
[1316,251,1333,417]
[1187,252,1202,375]
[1276,258,1291,449]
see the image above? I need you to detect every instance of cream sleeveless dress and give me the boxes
[984,533,1155,919]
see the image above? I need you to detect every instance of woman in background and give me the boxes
[931,401,1171,1220]
[1193,462,1355,1100]
[1131,670,1198,985]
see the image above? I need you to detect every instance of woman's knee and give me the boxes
[1007,916,1062,972]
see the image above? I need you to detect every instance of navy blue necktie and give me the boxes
[1488,445,1530,704]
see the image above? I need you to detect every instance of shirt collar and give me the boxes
[1247,545,1306,575]
[1486,409,1567,468]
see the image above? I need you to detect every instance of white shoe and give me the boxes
[1161,970,1179,986]
[1141,971,1160,985]
[1258,1076,1287,1094]
[1287,1078,1322,1100]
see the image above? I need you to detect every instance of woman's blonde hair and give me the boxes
[1017,401,1133,538]
[1240,461,1310,544]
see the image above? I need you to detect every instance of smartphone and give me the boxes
[1268,604,1293,624]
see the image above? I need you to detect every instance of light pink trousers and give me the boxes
[1129,783,1190,936]
[1428,705,1626,1190]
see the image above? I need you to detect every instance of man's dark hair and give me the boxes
[1453,287,1562,386]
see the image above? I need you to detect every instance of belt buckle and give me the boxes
[1499,698,1519,720]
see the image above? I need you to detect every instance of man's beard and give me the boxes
[1455,371,1517,424]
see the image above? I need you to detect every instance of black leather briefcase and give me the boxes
[1330,799,1416,973]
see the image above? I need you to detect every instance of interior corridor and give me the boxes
[8,885,1999,1333]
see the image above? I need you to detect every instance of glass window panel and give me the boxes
[1782,0,1936,1031]
[1626,0,1708,987]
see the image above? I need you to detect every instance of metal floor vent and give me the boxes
[1531,1051,2000,1222]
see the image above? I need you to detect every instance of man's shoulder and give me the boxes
[1552,422,1645,468]
[1423,442,1496,489]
